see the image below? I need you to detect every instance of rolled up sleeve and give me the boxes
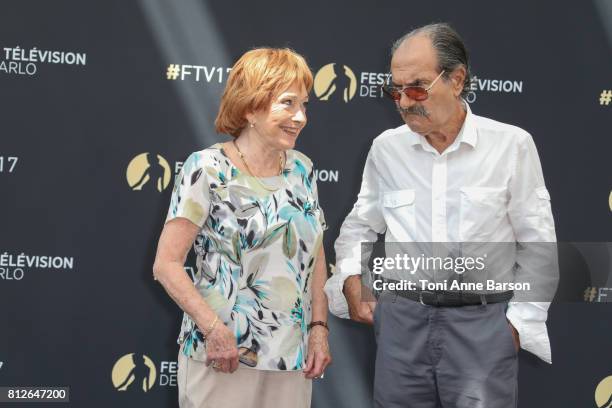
[506,131,558,363]
[325,147,387,318]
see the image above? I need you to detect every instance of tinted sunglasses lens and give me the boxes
[405,87,428,101]
[382,86,401,101]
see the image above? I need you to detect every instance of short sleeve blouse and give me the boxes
[166,143,327,371]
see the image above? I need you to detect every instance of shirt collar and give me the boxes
[458,102,478,148]
[406,100,478,151]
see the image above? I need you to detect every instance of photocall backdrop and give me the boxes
[1,1,611,407]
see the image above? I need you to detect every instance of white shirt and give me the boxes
[324,104,558,363]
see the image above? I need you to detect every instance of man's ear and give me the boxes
[451,67,467,98]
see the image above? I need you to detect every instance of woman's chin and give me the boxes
[278,135,298,150]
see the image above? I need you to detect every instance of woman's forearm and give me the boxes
[154,260,217,331]
[310,245,329,322]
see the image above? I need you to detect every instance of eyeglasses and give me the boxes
[381,70,445,102]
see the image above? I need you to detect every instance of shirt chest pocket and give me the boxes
[459,187,508,241]
[381,189,416,242]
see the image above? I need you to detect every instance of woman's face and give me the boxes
[247,82,309,151]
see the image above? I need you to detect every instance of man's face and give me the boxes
[390,34,462,136]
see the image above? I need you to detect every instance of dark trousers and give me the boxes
[373,294,518,408]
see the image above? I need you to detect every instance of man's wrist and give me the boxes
[342,274,361,296]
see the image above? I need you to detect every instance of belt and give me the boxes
[383,280,513,307]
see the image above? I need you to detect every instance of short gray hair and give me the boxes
[391,23,472,98]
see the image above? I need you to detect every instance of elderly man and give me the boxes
[325,23,557,407]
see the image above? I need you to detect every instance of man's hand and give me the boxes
[343,275,377,325]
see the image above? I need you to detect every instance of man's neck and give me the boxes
[425,102,467,154]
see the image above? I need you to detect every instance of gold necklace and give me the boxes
[232,139,285,191]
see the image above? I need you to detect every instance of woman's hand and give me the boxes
[204,322,239,373]
[304,326,332,379]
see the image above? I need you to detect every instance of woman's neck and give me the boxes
[233,131,283,177]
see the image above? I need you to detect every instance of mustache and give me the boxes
[397,104,429,117]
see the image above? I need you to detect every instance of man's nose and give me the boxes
[399,91,416,109]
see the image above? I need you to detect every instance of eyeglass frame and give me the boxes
[381,70,446,102]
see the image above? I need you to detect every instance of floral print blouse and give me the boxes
[166,143,326,371]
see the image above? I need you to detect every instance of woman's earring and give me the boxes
[250,122,255,128]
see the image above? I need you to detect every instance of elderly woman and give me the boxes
[153,47,331,408]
